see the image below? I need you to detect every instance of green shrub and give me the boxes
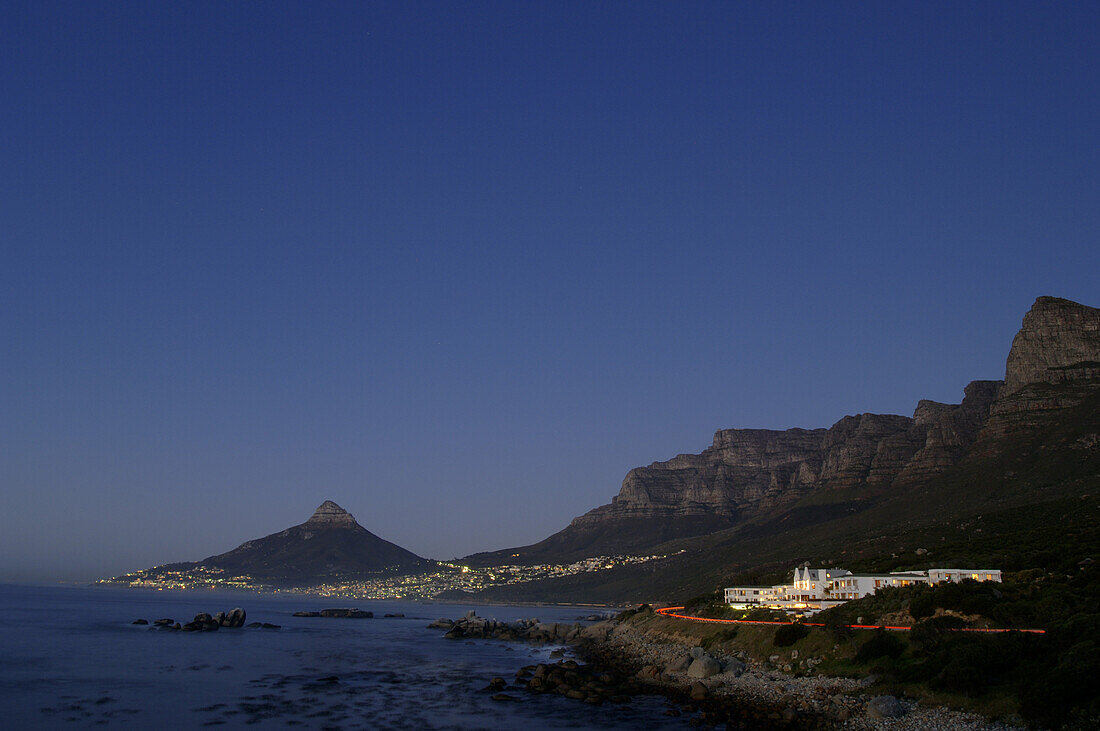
[908,589,935,620]
[1021,639,1100,729]
[701,627,738,649]
[909,615,967,650]
[824,617,853,641]
[683,592,722,614]
[615,603,653,621]
[855,628,905,661]
[931,642,997,696]
[773,622,809,647]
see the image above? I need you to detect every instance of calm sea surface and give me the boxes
[0,584,685,729]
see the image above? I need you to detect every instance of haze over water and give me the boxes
[0,584,678,729]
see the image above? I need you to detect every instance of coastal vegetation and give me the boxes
[670,566,1099,728]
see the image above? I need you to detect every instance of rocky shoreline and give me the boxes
[431,610,1022,730]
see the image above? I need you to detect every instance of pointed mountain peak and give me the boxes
[304,500,359,528]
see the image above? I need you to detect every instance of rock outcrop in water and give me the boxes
[292,608,374,618]
[132,608,249,632]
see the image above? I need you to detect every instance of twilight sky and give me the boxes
[1,1,1097,582]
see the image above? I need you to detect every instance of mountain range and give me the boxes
[110,296,1099,602]
[459,296,1100,602]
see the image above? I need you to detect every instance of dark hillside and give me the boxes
[467,382,1099,603]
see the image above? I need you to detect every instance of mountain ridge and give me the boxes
[465,296,1100,570]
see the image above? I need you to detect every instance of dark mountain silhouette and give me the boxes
[139,501,427,586]
[459,296,1100,603]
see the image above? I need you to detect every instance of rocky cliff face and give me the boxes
[579,297,1098,537]
[981,297,1100,441]
[304,500,360,529]
[1003,297,1100,394]
[896,380,1002,482]
[583,428,827,526]
[471,296,1098,565]
[568,389,998,534]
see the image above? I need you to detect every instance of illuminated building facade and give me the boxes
[723,563,1003,613]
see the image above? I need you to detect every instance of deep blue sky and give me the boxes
[2,2,1097,581]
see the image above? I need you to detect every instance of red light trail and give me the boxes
[653,606,1045,633]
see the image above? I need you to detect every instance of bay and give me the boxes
[0,584,684,729]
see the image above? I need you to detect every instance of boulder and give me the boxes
[580,619,616,637]
[689,646,706,659]
[686,655,722,678]
[261,623,280,629]
[866,695,905,719]
[532,622,560,637]
[153,618,174,626]
[724,659,747,677]
[664,656,692,674]
[427,618,453,629]
[579,622,612,642]
[225,608,246,628]
[689,682,708,701]
[132,619,148,625]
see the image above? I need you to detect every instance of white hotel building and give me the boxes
[724,564,1002,613]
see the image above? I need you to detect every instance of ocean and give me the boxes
[0,584,685,729]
